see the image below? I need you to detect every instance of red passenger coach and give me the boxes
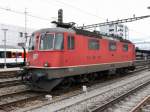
[23,23,135,92]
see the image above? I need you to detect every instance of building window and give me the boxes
[68,35,75,50]
[109,29,114,32]
[19,32,23,37]
[88,39,99,50]
[6,52,11,58]
[109,41,117,51]
[118,29,123,31]
[109,24,114,27]
[0,51,4,58]
[123,44,128,51]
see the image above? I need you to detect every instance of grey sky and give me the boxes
[0,0,150,44]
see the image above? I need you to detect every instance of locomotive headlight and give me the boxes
[44,62,49,67]
[26,62,30,66]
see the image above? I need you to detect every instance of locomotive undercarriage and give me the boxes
[21,61,135,92]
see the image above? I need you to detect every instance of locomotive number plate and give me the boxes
[33,53,38,60]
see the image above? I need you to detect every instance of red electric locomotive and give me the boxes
[22,10,136,92]
[22,23,135,91]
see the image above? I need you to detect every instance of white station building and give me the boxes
[99,24,129,39]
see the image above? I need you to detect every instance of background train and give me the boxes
[0,45,25,68]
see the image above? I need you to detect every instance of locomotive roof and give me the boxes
[33,27,132,43]
[33,27,75,34]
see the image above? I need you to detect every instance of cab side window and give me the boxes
[109,41,117,51]
[123,44,128,51]
[88,39,99,50]
[68,35,75,50]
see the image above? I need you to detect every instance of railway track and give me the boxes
[13,67,150,112]
[0,68,22,78]
[0,91,44,112]
[0,68,37,112]
[54,70,150,112]
[0,77,22,88]
[88,75,150,112]
[0,80,43,112]
[106,82,150,112]
[0,61,149,112]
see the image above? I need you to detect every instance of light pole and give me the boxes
[24,8,28,45]
[147,7,150,58]
[147,6,150,70]
[1,29,8,69]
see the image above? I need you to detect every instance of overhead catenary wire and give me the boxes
[134,41,150,44]
[0,4,150,43]
[38,0,106,21]
[77,15,150,29]
[0,6,51,21]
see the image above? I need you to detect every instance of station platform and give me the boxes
[0,67,22,72]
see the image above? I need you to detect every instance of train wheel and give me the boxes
[58,78,74,90]
[116,68,129,76]
[88,73,97,83]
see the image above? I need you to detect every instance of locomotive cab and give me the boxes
[27,29,68,68]
[23,28,77,91]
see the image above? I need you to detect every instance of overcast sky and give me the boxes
[0,0,150,48]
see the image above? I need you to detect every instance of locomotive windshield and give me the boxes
[29,34,36,51]
[39,33,64,50]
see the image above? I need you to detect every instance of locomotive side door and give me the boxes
[64,33,76,66]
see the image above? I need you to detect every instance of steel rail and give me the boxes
[0,80,22,88]
[89,78,150,112]
[130,95,150,112]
